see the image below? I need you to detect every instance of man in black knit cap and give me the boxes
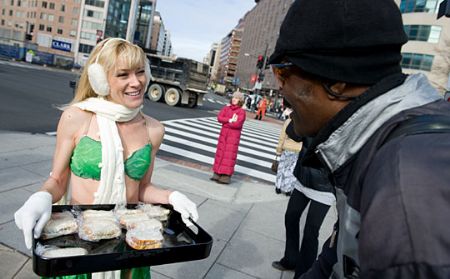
[269,0,450,278]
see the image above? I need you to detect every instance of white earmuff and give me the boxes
[88,62,110,96]
[87,38,128,96]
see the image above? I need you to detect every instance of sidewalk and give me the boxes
[0,130,337,279]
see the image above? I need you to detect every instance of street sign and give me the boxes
[51,40,71,52]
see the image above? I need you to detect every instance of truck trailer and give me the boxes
[146,54,209,108]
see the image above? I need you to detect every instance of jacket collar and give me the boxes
[303,73,442,172]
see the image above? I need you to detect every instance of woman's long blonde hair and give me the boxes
[71,38,147,104]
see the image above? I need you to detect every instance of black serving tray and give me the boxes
[32,204,213,277]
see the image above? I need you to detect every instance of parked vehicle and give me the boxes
[214,84,226,96]
[146,54,209,108]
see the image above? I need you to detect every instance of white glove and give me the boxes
[228,113,238,123]
[14,191,52,249]
[168,191,199,227]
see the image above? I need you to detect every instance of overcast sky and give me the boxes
[155,0,256,62]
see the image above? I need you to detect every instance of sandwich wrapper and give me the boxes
[32,204,212,277]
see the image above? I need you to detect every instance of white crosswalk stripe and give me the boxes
[160,117,281,183]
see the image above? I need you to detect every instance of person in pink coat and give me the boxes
[211,91,246,184]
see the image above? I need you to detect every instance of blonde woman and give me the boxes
[14,38,198,279]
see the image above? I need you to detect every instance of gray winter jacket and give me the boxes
[301,73,450,279]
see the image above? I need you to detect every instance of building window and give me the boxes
[85,0,105,8]
[49,2,54,9]
[72,7,79,15]
[61,4,65,12]
[40,12,47,20]
[10,0,13,5]
[401,52,434,71]
[404,25,442,43]
[17,0,21,6]
[399,0,439,13]
[39,24,44,30]
[85,9,102,19]
[1,19,4,25]
[48,14,54,21]
[81,31,96,41]
[71,19,78,27]
[42,1,47,8]
[69,30,76,37]
[57,28,62,34]
[2,9,5,15]
[9,10,13,16]
[58,15,64,23]
[79,43,94,54]
[46,26,51,32]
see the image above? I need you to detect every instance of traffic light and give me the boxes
[258,72,265,82]
[256,55,264,69]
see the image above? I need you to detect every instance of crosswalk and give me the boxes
[204,97,227,105]
[160,117,281,183]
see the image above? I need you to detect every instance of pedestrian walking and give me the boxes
[269,0,450,278]
[274,110,302,195]
[211,91,246,184]
[255,95,267,120]
[273,132,334,278]
[14,38,199,279]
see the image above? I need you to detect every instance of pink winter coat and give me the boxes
[212,104,246,175]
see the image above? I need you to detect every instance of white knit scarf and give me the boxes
[73,97,141,279]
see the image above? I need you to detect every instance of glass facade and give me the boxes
[399,0,441,13]
[401,52,434,71]
[404,25,442,43]
[134,0,153,47]
[104,0,131,38]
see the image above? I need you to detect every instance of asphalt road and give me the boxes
[0,61,225,134]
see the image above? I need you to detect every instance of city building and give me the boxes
[75,0,157,65]
[208,42,222,83]
[396,0,450,92]
[0,0,82,67]
[234,0,292,93]
[0,0,159,67]
[236,0,450,94]
[217,18,244,86]
[149,11,172,56]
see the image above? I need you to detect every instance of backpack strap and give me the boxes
[383,114,450,145]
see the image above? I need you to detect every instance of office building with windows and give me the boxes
[234,0,292,91]
[396,0,450,91]
[149,11,172,56]
[217,18,244,85]
[1,0,157,67]
[0,0,82,67]
[76,0,157,66]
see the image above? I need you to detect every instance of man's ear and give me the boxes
[323,82,351,100]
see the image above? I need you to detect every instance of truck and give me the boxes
[145,54,209,108]
[214,84,226,96]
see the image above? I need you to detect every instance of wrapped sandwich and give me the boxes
[41,212,78,240]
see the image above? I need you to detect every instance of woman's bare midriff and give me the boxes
[70,174,141,205]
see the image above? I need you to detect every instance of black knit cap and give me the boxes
[269,0,408,85]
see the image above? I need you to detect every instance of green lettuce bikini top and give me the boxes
[70,116,152,181]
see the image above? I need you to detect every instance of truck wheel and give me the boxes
[164,88,181,106]
[147,84,164,102]
[186,94,198,108]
